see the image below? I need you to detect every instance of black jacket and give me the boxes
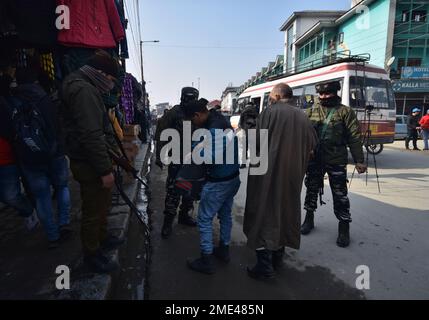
[407,115,420,131]
[0,97,13,140]
[13,83,65,158]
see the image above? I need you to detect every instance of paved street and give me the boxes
[147,142,429,300]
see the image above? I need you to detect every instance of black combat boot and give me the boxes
[247,250,275,280]
[301,211,315,235]
[405,139,410,150]
[213,243,230,263]
[84,251,119,274]
[337,221,350,248]
[187,253,215,275]
[272,247,285,270]
[178,211,197,227]
[161,214,175,239]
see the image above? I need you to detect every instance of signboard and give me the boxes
[401,67,429,79]
[392,80,429,93]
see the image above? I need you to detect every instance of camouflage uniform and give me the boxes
[304,101,364,222]
[155,105,194,218]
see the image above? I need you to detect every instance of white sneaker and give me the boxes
[25,212,40,231]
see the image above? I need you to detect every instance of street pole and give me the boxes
[139,40,160,108]
[140,40,146,107]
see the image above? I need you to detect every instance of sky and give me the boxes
[124,0,351,107]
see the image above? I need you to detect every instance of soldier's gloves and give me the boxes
[355,163,368,174]
[155,158,164,170]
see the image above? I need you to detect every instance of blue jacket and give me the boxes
[200,110,240,181]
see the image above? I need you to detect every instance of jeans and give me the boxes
[198,176,241,255]
[21,156,71,241]
[422,129,429,150]
[0,164,34,217]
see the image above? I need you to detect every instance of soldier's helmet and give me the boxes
[181,87,199,105]
[315,80,341,94]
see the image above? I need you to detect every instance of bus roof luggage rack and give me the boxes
[267,51,371,82]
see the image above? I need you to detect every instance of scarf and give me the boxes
[80,65,114,94]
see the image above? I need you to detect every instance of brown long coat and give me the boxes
[244,101,317,251]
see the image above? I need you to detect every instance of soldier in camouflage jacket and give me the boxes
[301,80,367,248]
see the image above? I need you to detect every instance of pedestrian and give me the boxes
[0,76,39,231]
[406,107,422,151]
[61,50,124,273]
[302,80,367,248]
[419,109,429,151]
[183,99,241,275]
[243,84,317,279]
[155,87,200,239]
[238,102,259,168]
[11,66,71,248]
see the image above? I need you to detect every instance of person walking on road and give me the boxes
[406,107,422,151]
[183,99,241,275]
[155,87,200,239]
[302,80,367,248]
[61,50,124,273]
[419,109,429,151]
[244,83,317,279]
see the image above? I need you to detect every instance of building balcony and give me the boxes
[394,21,429,35]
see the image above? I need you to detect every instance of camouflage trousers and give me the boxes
[164,164,194,217]
[304,160,352,223]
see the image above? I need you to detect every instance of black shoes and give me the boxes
[187,253,215,275]
[161,214,175,239]
[84,251,119,274]
[178,213,197,227]
[337,221,350,248]
[247,250,275,280]
[162,212,197,239]
[101,235,125,251]
[213,244,230,263]
[301,211,315,235]
[272,247,285,270]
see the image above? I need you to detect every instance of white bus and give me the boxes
[234,60,397,154]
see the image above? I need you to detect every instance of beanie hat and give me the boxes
[86,50,119,79]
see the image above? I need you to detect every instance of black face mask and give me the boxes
[319,95,340,108]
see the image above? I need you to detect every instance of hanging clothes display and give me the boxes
[56,0,125,49]
[40,53,55,81]
[121,73,135,125]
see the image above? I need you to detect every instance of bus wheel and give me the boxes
[366,144,384,155]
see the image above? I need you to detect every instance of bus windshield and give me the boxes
[350,77,395,110]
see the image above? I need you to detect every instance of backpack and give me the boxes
[175,164,207,200]
[9,96,57,164]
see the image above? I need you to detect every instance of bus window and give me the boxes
[235,97,250,115]
[251,97,262,112]
[350,77,394,110]
[262,93,270,111]
[303,85,317,109]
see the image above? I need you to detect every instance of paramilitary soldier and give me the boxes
[155,87,200,239]
[302,80,367,248]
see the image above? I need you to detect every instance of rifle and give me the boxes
[108,148,149,189]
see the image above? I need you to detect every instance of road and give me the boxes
[146,142,429,300]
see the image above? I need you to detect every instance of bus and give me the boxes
[234,59,397,154]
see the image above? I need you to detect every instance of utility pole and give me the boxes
[198,77,200,91]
